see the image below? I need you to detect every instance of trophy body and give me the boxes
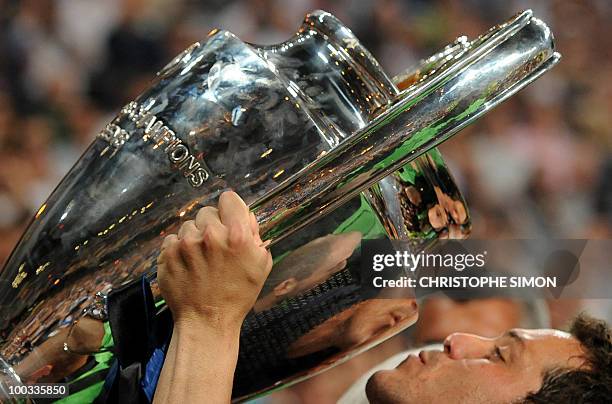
[0,10,558,401]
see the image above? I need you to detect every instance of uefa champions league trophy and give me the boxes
[0,10,558,401]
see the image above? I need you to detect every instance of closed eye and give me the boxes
[494,346,506,363]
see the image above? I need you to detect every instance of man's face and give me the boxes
[366,328,586,404]
[271,231,362,299]
[342,298,418,348]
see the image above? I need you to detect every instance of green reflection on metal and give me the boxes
[333,194,386,239]
[373,96,486,172]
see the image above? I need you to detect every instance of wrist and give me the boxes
[173,311,243,340]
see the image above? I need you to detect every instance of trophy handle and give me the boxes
[252,10,560,247]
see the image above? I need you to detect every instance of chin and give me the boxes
[365,374,382,403]
[366,370,400,404]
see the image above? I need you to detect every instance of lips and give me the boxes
[418,351,427,364]
[397,352,424,370]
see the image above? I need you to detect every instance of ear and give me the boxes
[273,278,298,297]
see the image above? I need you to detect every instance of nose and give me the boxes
[443,333,494,359]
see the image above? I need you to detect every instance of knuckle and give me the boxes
[198,206,218,216]
[161,235,178,254]
[201,224,222,248]
[180,220,197,234]
[159,235,180,267]
[179,234,199,252]
[228,223,248,248]
[182,220,196,230]
[163,234,178,246]
[196,206,219,224]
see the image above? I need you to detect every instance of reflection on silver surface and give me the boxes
[236,195,419,399]
[252,11,559,245]
[0,9,558,401]
[366,148,471,241]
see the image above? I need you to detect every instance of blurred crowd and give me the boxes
[0,1,610,402]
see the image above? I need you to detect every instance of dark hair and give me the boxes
[520,313,612,403]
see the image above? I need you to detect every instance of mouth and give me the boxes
[397,353,424,369]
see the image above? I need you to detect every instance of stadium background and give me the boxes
[0,1,610,402]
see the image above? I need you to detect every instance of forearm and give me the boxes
[154,192,271,402]
[154,320,241,404]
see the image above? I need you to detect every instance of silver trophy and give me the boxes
[0,10,558,401]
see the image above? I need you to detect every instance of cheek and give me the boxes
[345,318,385,346]
[415,363,485,388]
[454,363,539,403]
